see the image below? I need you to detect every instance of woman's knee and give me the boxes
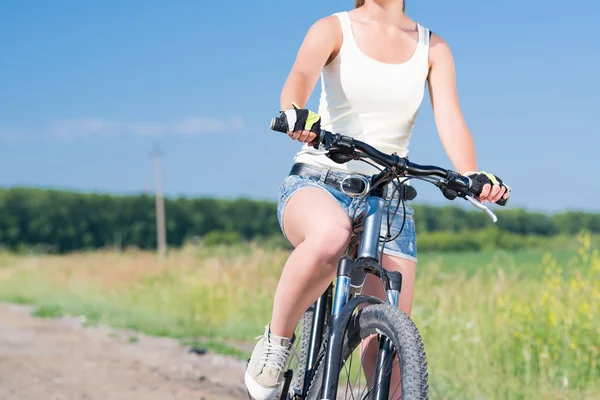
[282,187,352,262]
[305,222,352,266]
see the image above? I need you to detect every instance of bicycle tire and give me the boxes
[305,304,428,400]
[290,308,315,395]
[280,292,331,399]
[272,308,314,400]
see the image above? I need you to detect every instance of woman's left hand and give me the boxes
[465,171,511,204]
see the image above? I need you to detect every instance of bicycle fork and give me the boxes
[321,195,403,400]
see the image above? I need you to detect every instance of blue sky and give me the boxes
[1,0,598,212]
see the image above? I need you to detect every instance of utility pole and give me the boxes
[153,146,167,258]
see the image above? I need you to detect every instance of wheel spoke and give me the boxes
[344,352,354,399]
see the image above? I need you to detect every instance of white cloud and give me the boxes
[0,127,21,140]
[48,116,245,139]
[0,116,245,141]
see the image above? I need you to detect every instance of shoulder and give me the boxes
[426,31,454,68]
[428,32,453,58]
[302,14,344,62]
[305,14,342,38]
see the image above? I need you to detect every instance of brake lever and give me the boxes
[465,195,498,223]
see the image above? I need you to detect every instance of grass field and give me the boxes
[0,233,598,399]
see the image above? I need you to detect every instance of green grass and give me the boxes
[0,239,598,399]
[416,249,576,278]
[32,303,64,318]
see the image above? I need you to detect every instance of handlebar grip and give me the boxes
[470,179,509,206]
[496,197,509,206]
[270,116,324,149]
[270,116,289,134]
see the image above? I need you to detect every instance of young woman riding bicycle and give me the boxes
[245,1,511,399]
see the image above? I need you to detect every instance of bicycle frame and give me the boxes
[298,179,405,400]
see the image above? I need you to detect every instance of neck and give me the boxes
[364,0,405,17]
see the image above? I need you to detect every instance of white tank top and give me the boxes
[294,11,431,176]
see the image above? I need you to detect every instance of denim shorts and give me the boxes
[276,169,418,262]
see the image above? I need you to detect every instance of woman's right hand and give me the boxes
[288,128,317,143]
[281,102,321,144]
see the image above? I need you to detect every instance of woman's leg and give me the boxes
[270,186,353,338]
[360,254,417,399]
[246,185,352,400]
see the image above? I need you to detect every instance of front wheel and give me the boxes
[306,304,428,400]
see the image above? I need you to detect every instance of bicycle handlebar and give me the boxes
[270,116,508,207]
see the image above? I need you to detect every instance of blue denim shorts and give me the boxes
[276,169,418,262]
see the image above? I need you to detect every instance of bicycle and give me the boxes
[267,115,507,400]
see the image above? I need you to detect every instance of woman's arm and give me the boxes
[280,16,341,111]
[428,34,507,203]
[427,34,477,174]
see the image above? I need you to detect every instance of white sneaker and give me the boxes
[245,325,294,400]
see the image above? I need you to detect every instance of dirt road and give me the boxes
[0,303,248,400]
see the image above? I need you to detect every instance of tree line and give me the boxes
[0,187,598,253]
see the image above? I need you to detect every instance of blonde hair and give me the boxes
[355,0,406,11]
